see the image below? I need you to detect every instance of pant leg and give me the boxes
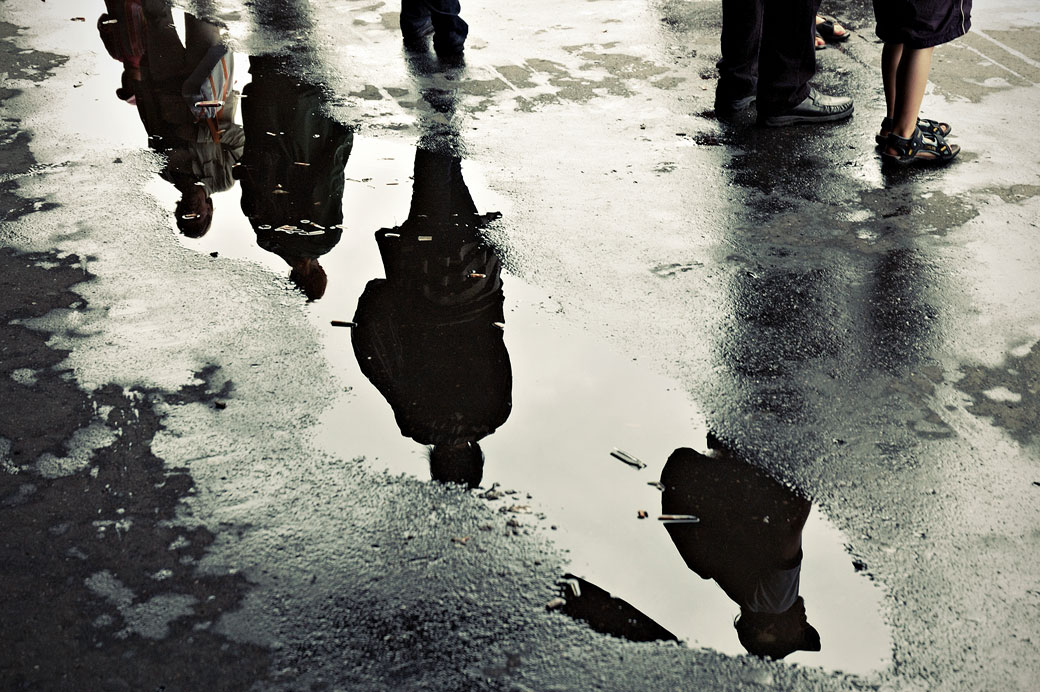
[716,0,763,103]
[756,0,820,114]
[426,0,468,54]
[400,0,433,38]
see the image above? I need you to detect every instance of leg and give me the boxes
[891,46,933,138]
[142,2,188,82]
[881,42,903,121]
[716,0,763,110]
[757,0,818,114]
[426,0,468,57]
[183,13,223,68]
[400,0,434,41]
[882,45,959,163]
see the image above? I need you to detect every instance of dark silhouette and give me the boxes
[660,438,820,659]
[351,149,508,487]
[234,55,354,300]
[715,0,852,126]
[400,0,468,59]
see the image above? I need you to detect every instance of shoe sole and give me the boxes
[760,105,854,127]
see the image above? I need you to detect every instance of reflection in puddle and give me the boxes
[89,18,892,678]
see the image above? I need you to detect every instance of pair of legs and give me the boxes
[400,0,468,56]
[717,0,818,114]
[879,43,959,161]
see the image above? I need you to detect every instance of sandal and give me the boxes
[880,126,960,166]
[816,15,850,43]
[876,116,953,146]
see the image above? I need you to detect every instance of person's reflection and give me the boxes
[351,150,508,487]
[234,56,354,300]
[126,2,244,237]
[660,436,821,659]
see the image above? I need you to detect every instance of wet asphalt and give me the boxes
[2,0,1040,691]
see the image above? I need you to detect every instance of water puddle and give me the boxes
[74,10,892,677]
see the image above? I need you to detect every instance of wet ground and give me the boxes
[2,0,1040,690]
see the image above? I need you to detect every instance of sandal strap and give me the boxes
[917,117,951,137]
[883,126,958,163]
[884,127,924,158]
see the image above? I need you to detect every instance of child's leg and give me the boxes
[891,45,934,138]
[881,42,902,122]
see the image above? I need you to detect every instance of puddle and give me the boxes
[78,12,893,678]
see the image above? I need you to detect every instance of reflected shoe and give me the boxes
[759,87,853,127]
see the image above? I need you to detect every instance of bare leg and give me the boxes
[892,46,934,138]
[881,42,902,122]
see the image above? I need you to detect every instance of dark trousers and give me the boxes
[717,0,820,114]
[400,0,468,54]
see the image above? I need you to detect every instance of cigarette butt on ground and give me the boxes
[658,514,701,524]
[610,448,646,469]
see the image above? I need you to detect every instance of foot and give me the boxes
[877,116,952,146]
[881,127,960,166]
[433,38,466,61]
[714,93,756,118]
[815,15,850,43]
[402,23,435,51]
[759,88,853,127]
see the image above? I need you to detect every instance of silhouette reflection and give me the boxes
[660,436,820,660]
[351,150,508,487]
[104,1,244,237]
[235,56,354,300]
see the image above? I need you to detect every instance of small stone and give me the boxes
[214,401,227,410]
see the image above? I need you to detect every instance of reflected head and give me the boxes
[176,187,213,238]
[735,597,821,659]
[288,258,328,301]
[428,442,484,489]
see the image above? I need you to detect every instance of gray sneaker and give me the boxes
[759,87,853,127]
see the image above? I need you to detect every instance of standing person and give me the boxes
[235,55,354,301]
[131,2,243,237]
[660,440,821,660]
[400,0,468,59]
[352,149,508,488]
[715,0,854,126]
[875,1,970,165]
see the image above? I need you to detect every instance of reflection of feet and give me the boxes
[759,87,853,127]
[434,38,466,63]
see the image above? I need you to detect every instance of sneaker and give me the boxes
[759,87,853,127]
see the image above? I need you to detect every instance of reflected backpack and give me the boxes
[181,45,234,142]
